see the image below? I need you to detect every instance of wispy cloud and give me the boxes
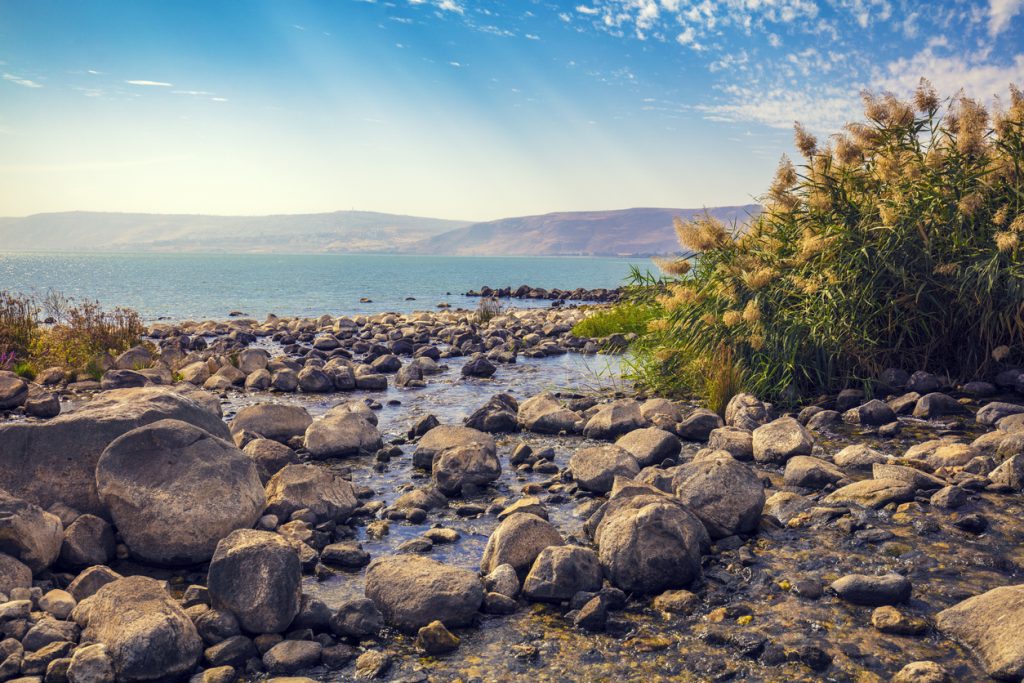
[125,80,173,87]
[989,0,1024,36]
[437,0,463,14]
[3,73,43,88]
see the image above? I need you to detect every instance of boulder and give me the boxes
[0,552,31,594]
[303,413,382,460]
[615,428,681,467]
[977,401,1024,426]
[707,426,754,460]
[832,444,890,469]
[237,349,269,375]
[675,409,724,441]
[783,456,846,489]
[0,387,229,517]
[852,399,897,426]
[0,488,63,572]
[67,565,123,602]
[461,355,496,378]
[724,393,767,430]
[0,374,28,409]
[229,403,312,442]
[244,369,272,391]
[830,573,911,606]
[762,491,812,524]
[412,425,495,470]
[912,393,965,419]
[639,398,683,430]
[936,584,1024,681]
[207,529,302,633]
[66,643,115,683]
[264,464,358,522]
[582,401,645,440]
[595,494,708,594]
[822,479,916,508]
[364,555,483,633]
[329,597,383,640]
[672,454,765,538]
[100,369,148,391]
[521,545,603,602]
[516,393,584,434]
[95,419,265,565]
[568,445,640,494]
[432,444,501,496]
[59,514,115,568]
[464,394,519,433]
[242,439,298,483]
[480,513,564,575]
[72,576,202,682]
[296,367,332,393]
[263,640,322,674]
[752,417,813,464]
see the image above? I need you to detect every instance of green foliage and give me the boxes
[12,361,36,381]
[0,292,39,359]
[636,82,1024,405]
[572,302,658,338]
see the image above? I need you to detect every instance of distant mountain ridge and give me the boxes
[0,205,760,256]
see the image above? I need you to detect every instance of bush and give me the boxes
[572,302,658,338]
[0,292,39,360]
[637,80,1024,405]
[474,297,503,325]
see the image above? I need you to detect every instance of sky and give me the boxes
[1,0,1023,220]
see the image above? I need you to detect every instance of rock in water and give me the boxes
[365,555,483,633]
[71,576,202,682]
[415,620,460,654]
[936,584,1024,680]
[0,387,229,517]
[412,424,496,470]
[582,401,645,440]
[229,403,312,442]
[264,463,358,522]
[207,529,302,633]
[95,419,265,565]
[480,512,564,575]
[303,412,382,460]
[568,445,640,494]
[615,428,681,467]
[432,444,501,496]
[671,453,765,538]
[829,574,912,606]
[0,488,63,572]
[752,417,813,464]
[522,545,603,602]
[516,393,585,434]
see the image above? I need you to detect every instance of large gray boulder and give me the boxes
[615,428,681,467]
[412,425,495,470]
[595,493,708,594]
[521,545,603,602]
[0,488,63,572]
[724,393,767,430]
[229,403,312,442]
[783,455,846,489]
[582,401,645,440]
[72,576,202,682]
[264,464,358,522]
[95,419,265,565]
[516,393,584,434]
[432,444,501,496]
[936,584,1024,680]
[364,555,483,633]
[480,512,564,575]
[0,387,229,517]
[303,412,382,460]
[752,417,813,464]
[672,453,765,538]
[568,445,639,494]
[207,529,302,633]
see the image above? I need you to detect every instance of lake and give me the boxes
[0,252,645,322]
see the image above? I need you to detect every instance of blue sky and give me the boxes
[1,0,1022,219]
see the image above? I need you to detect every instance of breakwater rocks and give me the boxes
[1,321,1024,681]
[464,285,623,303]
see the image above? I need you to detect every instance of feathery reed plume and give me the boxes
[794,122,818,158]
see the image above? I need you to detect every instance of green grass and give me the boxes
[572,302,657,338]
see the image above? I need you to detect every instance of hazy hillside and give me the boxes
[0,206,760,256]
[409,206,761,257]
[0,211,471,253]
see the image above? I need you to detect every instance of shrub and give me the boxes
[474,297,503,325]
[637,80,1024,404]
[0,292,39,359]
[572,302,658,338]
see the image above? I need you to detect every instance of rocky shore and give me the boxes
[463,285,622,303]
[0,306,1023,682]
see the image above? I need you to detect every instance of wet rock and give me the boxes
[71,576,202,682]
[0,375,28,410]
[229,403,311,442]
[615,428,681,467]
[891,661,948,683]
[806,410,841,431]
[193,607,240,645]
[24,392,61,419]
[522,545,603,602]
[480,513,564,575]
[264,464,358,522]
[829,573,911,606]
[330,597,383,640]
[412,425,496,470]
[930,485,969,509]
[906,371,943,394]
[675,409,724,442]
[59,514,115,568]
[936,584,1024,680]
[904,440,977,469]
[321,542,370,569]
[573,595,608,631]
[263,640,321,674]
[752,417,813,464]
[203,634,255,667]
[415,620,460,655]
[871,605,927,635]
[912,393,965,419]
[483,564,520,598]
[395,363,425,388]
[461,354,496,378]
[582,401,645,440]
[707,426,754,460]
[464,394,518,433]
[244,369,272,391]
[762,491,812,524]
[517,393,584,434]
[95,419,264,565]
[871,463,944,491]
[672,454,764,538]
[976,401,1024,426]
[822,479,916,508]
[354,649,390,679]
[0,489,63,573]
[303,411,382,460]
[595,494,708,594]
[207,530,301,633]
[497,496,547,521]
[364,555,483,633]
[783,456,846,489]
[725,393,768,431]
[853,399,898,426]
[296,366,332,393]
[0,387,230,517]
[568,445,640,494]
[432,444,501,496]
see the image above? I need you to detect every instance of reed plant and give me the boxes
[636,80,1024,405]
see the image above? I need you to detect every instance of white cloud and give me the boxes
[448,61,462,67]
[576,5,599,16]
[126,80,173,87]
[525,33,540,40]
[437,0,464,14]
[2,73,42,88]
[989,0,1024,36]
[877,48,1024,102]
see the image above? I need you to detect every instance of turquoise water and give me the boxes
[0,252,643,322]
